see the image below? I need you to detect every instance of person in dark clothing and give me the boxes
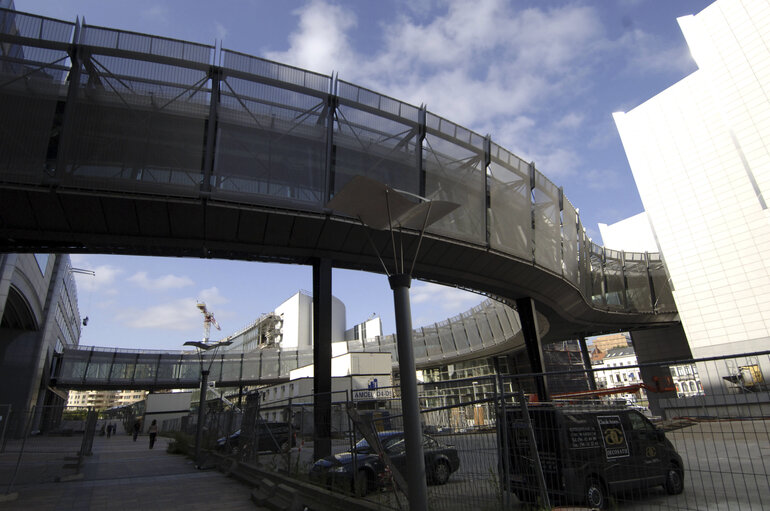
[133,420,141,441]
[148,420,158,449]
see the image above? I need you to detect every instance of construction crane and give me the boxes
[196,301,220,343]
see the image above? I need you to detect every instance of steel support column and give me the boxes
[515,297,549,401]
[390,273,428,511]
[579,336,597,390]
[312,258,332,460]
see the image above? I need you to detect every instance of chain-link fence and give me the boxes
[3,350,769,510]
[200,351,770,510]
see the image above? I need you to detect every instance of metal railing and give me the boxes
[0,6,675,319]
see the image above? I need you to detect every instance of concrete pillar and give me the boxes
[629,324,692,417]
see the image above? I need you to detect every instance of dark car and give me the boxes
[504,405,684,509]
[216,421,294,453]
[309,431,460,497]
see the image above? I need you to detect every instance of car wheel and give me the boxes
[664,464,684,495]
[585,477,607,509]
[353,469,369,497]
[431,460,451,485]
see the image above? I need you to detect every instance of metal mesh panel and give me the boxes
[460,315,481,353]
[424,113,486,244]
[562,199,579,286]
[109,353,139,383]
[649,254,676,311]
[215,70,326,208]
[412,332,426,362]
[334,81,420,196]
[423,325,442,358]
[221,354,243,383]
[337,81,419,121]
[438,321,456,354]
[62,52,208,195]
[533,171,561,274]
[174,355,200,382]
[590,243,605,307]
[578,225,592,300]
[80,24,212,65]
[132,353,160,384]
[476,312,494,346]
[241,353,263,381]
[222,50,329,93]
[488,145,531,259]
[0,11,71,182]
[625,253,653,312]
[1,8,74,44]
[56,348,90,384]
[604,249,625,310]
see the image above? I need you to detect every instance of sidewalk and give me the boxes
[0,432,258,510]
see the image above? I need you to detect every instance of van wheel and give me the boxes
[664,464,684,495]
[585,477,607,509]
[431,460,450,485]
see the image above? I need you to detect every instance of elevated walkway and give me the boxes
[53,299,529,390]
[1,8,679,344]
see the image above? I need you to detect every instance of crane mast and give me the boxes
[196,301,220,343]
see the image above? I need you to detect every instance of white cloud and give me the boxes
[71,262,123,293]
[128,271,194,291]
[411,282,482,312]
[114,287,228,333]
[555,112,585,130]
[619,28,695,75]
[141,5,168,23]
[214,21,228,40]
[115,298,201,331]
[265,0,357,75]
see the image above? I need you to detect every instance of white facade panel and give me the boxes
[614,0,770,359]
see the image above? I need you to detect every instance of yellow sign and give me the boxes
[604,428,625,446]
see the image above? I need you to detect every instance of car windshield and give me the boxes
[354,433,404,453]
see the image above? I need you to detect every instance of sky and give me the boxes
[12,0,714,351]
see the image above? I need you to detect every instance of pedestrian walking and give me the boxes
[148,419,158,449]
[133,420,141,441]
[106,423,112,438]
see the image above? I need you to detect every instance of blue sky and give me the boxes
[13,0,713,350]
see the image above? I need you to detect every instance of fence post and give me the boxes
[496,374,512,507]
[0,404,10,453]
[519,390,550,509]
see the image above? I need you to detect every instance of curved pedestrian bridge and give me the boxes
[2,9,678,351]
[54,299,527,390]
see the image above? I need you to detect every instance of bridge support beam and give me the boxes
[630,324,692,417]
[312,258,332,460]
[515,298,550,402]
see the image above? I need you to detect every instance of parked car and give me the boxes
[309,430,460,497]
[503,404,684,509]
[215,421,294,453]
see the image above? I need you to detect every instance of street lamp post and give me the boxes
[184,340,232,468]
[327,176,458,511]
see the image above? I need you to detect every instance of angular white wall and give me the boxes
[614,0,770,358]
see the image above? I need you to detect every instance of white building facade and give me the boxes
[613,0,770,369]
